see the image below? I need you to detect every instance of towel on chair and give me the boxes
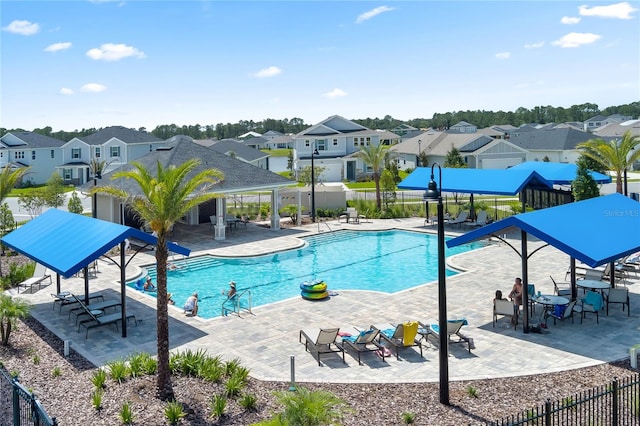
[402,321,418,346]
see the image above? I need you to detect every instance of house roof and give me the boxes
[79,126,163,145]
[207,139,268,162]
[263,130,284,138]
[92,136,292,195]
[593,120,640,137]
[510,127,609,150]
[446,193,640,268]
[0,131,66,148]
[0,209,190,278]
[295,115,370,137]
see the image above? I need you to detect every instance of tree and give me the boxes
[287,150,293,173]
[0,294,30,346]
[93,159,223,400]
[297,165,326,186]
[354,144,392,210]
[572,156,600,201]
[380,169,396,210]
[67,191,84,214]
[43,172,66,208]
[577,131,640,193]
[18,191,47,218]
[0,166,29,202]
[444,146,466,168]
[0,203,14,260]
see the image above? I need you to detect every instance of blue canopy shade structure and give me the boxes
[446,193,640,268]
[510,161,611,184]
[1,209,190,278]
[398,167,553,195]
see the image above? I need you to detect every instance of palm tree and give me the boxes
[577,131,640,194]
[354,143,392,210]
[0,294,31,346]
[0,166,29,276]
[93,159,223,400]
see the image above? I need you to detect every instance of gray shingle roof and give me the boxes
[1,132,66,148]
[510,128,609,150]
[94,136,292,195]
[208,139,268,162]
[79,126,163,145]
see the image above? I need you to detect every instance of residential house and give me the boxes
[593,119,640,138]
[193,137,270,169]
[292,115,384,182]
[64,126,166,185]
[583,114,633,132]
[0,132,66,185]
[448,121,477,134]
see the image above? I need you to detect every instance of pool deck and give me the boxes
[14,218,640,384]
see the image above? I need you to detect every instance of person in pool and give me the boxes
[183,292,198,316]
[143,277,156,292]
[223,281,237,299]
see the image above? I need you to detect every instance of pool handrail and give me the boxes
[221,288,252,317]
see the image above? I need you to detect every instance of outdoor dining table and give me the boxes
[532,294,569,326]
[577,279,611,297]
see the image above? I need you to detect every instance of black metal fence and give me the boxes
[491,374,640,425]
[0,366,57,426]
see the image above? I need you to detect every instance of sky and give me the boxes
[1,0,639,132]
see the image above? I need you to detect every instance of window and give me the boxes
[71,148,81,159]
[333,138,338,146]
[95,147,100,158]
[14,151,24,159]
[51,150,54,159]
[110,146,120,157]
[316,139,327,151]
[149,144,153,152]
[31,151,36,160]
[359,137,365,146]
[304,140,310,148]
[366,137,371,146]
[353,139,358,147]
[63,168,72,181]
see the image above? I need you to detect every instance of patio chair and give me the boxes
[575,291,602,324]
[550,275,571,297]
[76,297,137,338]
[465,210,488,227]
[545,300,577,325]
[493,298,517,329]
[68,295,122,324]
[18,263,52,294]
[425,319,474,352]
[53,292,104,313]
[298,328,345,366]
[583,268,604,281]
[605,287,630,316]
[347,207,360,224]
[446,211,468,227]
[340,327,382,365]
[372,322,424,360]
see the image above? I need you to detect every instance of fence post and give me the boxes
[612,377,618,426]
[12,376,20,426]
[545,398,552,425]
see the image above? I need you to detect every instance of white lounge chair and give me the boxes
[493,298,517,329]
[18,263,52,294]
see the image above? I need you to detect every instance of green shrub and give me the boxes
[210,394,227,419]
[264,387,349,426]
[91,388,104,410]
[119,401,134,425]
[107,359,128,384]
[128,352,155,378]
[225,374,245,398]
[198,356,224,383]
[51,367,62,377]
[239,393,258,411]
[401,411,416,424]
[466,385,479,398]
[91,369,107,389]
[164,400,186,425]
[224,358,242,376]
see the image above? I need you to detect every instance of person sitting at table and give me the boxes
[143,277,156,292]
[508,277,523,322]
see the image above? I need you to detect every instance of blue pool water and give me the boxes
[133,230,483,319]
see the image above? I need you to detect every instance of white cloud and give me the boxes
[561,16,581,24]
[2,20,40,35]
[323,88,347,99]
[59,88,74,95]
[86,43,145,61]
[44,42,72,52]
[252,66,282,78]
[579,2,638,19]
[80,83,107,93]
[495,52,511,59]
[356,6,394,24]
[524,41,544,49]
[552,32,601,48]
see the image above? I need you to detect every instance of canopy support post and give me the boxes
[521,231,529,334]
[120,240,127,338]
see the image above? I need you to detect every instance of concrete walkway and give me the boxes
[14,218,640,384]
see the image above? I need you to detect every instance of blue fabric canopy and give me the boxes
[1,209,190,278]
[446,193,640,268]
[398,167,552,195]
[509,161,611,184]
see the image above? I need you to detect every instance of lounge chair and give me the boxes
[545,300,577,325]
[550,275,571,297]
[493,298,517,329]
[605,287,630,316]
[298,328,345,366]
[464,210,488,227]
[340,327,382,365]
[424,319,474,352]
[372,322,424,360]
[18,263,52,294]
[76,297,137,338]
[446,211,468,227]
[68,295,122,324]
[53,292,104,313]
[347,207,359,224]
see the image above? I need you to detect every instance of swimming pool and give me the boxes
[134,230,483,318]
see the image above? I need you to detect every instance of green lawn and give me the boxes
[9,185,76,197]
[261,148,291,157]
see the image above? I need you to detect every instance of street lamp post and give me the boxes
[92,170,101,219]
[310,144,319,222]
[417,139,422,167]
[423,162,449,405]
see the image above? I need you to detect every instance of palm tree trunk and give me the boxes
[616,171,623,194]
[155,234,174,400]
[374,175,382,210]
